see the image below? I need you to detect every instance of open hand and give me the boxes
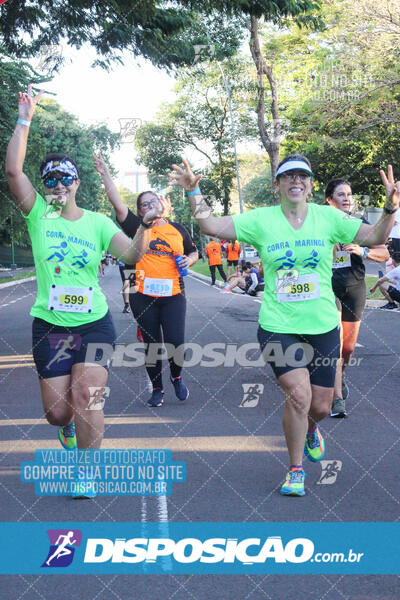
[168,159,202,191]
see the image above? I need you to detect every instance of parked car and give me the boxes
[239,246,259,260]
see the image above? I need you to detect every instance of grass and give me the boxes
[0,269,36,283]
[189,259,239,282]
[365,275,385,300]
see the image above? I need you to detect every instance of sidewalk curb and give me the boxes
[365,299,387,308]
[188,271,385,305]
[188,269,243,293]
[0,276,36,289]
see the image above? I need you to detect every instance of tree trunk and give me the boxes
[249,15,281,189]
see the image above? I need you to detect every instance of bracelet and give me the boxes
[140,218,153,229]
[383,206,397,214]
[187,186,201,197]
[17,118,31,127]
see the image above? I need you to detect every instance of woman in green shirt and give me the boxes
[169,155,399,497]
[6,85,163,496]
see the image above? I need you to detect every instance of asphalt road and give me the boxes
[0,265,399,598]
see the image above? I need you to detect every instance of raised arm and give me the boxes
[107,196,168,264]
[353,166,400,247]
[168,159,236,240]
[93,154,128,223]
[6,84,44,215]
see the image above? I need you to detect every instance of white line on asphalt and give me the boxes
[0,293,32,309]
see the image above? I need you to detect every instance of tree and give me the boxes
[135,60,255,215]
[237,3,322,182]
[0,70,119,247]
[273,0,400,204]
[0,1,322,71]
[242,170,275,209]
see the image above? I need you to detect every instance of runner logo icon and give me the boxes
[239,383,264,407]
[41,529,82,568]
[317,460,343,485]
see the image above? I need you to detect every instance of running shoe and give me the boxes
[304,426,325,462]
[72,476,96,499]
[148,388,164,407]
[219,287,231,293]
[342,373,349,400]
[379,302,397,310]
[280,467,306,496]
[170,376,189,401]
[122,304,130,313]
[58,422,77,450]
[331,397,347,418]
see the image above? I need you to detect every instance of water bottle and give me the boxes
[174,252,188,276]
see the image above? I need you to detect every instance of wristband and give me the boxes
[360,247,365,258]
[383,206,397,214]
[140,218,153,229]
[187,186,201,197]
[17,118,31,127]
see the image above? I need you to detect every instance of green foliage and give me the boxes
[0,53,38,247]
[256,0,400,205]
[135,123,183,189]
[136,59,257,215]
[0,2,246,70]
[0,58,119,247]
[242,171,276,208]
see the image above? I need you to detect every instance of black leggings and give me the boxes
[209,264,227,284]
[130,292,186,389]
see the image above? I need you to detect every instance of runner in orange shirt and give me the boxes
[226,239,240,277]
[95,156,198,407]
[205,237,227,286]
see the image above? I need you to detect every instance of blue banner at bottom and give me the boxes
[0,522,398,574]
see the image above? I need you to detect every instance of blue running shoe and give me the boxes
[148,388,164,407]
[170,376,189,401]
[280,467,306,496]
[72,476,96,499]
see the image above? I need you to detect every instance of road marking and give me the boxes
[0,355,33,362]
[0,435,286,452]
[0,293,32,309]
[0,354,35,368]
[0,363,35,369]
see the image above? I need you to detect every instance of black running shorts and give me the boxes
[257,325,340,387]
[332,279,366,322]
[32,310,116,379]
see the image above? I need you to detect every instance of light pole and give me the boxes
[217,62,244,215]
[217,63,247,263]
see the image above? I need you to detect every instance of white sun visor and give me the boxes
[275,160,313,179]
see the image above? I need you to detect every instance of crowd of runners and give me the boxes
[6,85,400,498]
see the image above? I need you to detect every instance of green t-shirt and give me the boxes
[24,193,120,326]
[232,203,362,334]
